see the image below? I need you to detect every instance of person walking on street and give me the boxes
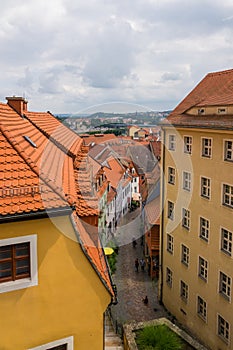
[140,258,145,271]
[135,258,139,272]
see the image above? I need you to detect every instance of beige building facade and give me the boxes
[159,69,233,350]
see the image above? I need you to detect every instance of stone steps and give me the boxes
[105,313,124,350]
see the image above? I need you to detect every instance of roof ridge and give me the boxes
[0,122,70,206]
[207,68,233,77]
[23,111,80,159]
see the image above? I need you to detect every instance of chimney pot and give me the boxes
[6,96,28,115]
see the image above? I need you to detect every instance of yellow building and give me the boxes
[0,97,116,349]
[159,69,233,349]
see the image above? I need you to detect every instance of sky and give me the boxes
[1,0,233,114]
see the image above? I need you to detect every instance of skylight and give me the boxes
[23,135,37,148]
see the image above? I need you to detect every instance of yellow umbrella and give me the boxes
[104,247,114,255]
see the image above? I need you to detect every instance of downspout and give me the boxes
[159,127,166,304]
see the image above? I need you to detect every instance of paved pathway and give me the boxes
[110,234,169,328]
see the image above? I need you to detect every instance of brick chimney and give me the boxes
[6,96,28,115]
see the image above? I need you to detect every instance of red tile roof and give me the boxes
[0,98,115,299]
[164,69,233,129]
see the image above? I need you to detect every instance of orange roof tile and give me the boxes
[145,196,160,225]
[103,157,125,189]
[165,69,233,129]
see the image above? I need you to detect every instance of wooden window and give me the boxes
[0,243,30,283]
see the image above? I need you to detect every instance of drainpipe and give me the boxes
[159,127,166,304]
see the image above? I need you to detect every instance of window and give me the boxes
[199,217,209,242]
[198,108,205,115]
[0,235,37,293]
[198,256,208,281]
[219,271,231,300]
[168,134,176,151]
[183,171,191,191]
[182,208,190,230]
[167,234,174,254]
[29,337,73,350]
[221,228,232,256]
[223,184,233,208]
[218,314,230,343]
[218,108,226,114]
[167,201,174,220]
[201,138,212,158]
[181,244,189,266]
[184,136,192,154]
[180,280,188,302]
[168,167,175,185]
[200,177,211,199]
[224,140,233,161]
[166,267,173,287]
[197,296,207,321]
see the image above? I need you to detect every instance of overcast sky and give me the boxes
[1,0,233,114]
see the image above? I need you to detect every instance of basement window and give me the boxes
[23,135,37,148]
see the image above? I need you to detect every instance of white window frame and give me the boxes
[182,208,190,230]
[201,137,212,158]
[167,201,174,220]
[181,244,189,266]
[167,234,174,254]
[219,271,231,301]
[217,314,230,344]
[224,139,233,162]
[222,183,233,208]
[166,267,173,287]
[184,136,192,154]
[180,280,188,302]
[199,217,209,242]
[0,234,38,294]
[183,171,191,191]
[198,256,208,282]
[28,336,73,350]
[200,176,211,199]
[168,167,175,185]
[168,134,176,151]
[197,295,207,322]
[220,227,232,256]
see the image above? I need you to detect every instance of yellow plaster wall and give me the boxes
[161,127,233,350]
[0,215,111,350]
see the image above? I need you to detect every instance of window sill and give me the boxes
[0,277,38,294]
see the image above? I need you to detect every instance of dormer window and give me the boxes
[198,108,205,115]
[218,108,226,114]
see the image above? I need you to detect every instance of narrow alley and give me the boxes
[109,236,169,328]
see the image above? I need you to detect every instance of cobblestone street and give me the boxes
[110,233,169,328]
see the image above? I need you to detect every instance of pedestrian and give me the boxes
[135,258,139,272]
[143,296,148,305]
[140,258,145,271]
